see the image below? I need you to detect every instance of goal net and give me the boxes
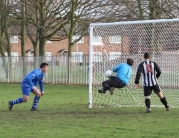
[89,19,179,108]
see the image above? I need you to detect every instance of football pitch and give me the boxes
[0,83,179,138]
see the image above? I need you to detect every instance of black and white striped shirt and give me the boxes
[135,60,161,87]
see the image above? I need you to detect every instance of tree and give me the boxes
[61,0,118,83]
[13,0,117,83]
[21,0,70,56]
[0,0,17,80]
[117,0,179,20]
[112,0,179,54]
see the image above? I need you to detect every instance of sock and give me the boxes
[10,98,23,105]
[160,97,168,108]
[32,96,40,109]
[145,98,150,110]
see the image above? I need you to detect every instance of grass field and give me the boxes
[0,83,179,138]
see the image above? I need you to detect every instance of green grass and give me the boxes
[0,83,179,138]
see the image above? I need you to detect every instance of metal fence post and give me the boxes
[52,56,54,84]
[7,56,10,83]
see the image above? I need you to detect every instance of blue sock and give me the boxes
[32,96,40,109]
[10,98,23,105]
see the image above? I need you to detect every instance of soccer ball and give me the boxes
[104,70,113,78]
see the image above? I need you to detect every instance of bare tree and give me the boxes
[111,0,179,54]
[0,0,18,80]
[10,0,118,83]
[115,0,179,21]
[20,0,70,57]
[60,0,118,83]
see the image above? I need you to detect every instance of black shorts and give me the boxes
[103,77,126,89]
[143,84,161,96]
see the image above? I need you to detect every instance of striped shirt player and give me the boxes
[8,63,49,111]
[135,60,161,87]
[135,52,169,113]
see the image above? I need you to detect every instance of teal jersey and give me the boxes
[113,63,132,84]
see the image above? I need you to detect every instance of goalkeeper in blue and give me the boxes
[8,63,49,111]
[98,58,134,95]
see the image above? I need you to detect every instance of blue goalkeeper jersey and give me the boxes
[113,63,132,84]
[21,68,44,91]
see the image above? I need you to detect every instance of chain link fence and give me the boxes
[0,56,89,84]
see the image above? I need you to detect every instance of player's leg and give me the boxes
[98,79,112,93]
[111,77,126,88]
[98,77,116,94]
[8,86,31,111]
[153,85,170,111]
[108,77,126,95]
[144,86,152,113]
[98,77,126,95]
[31,88,41,111]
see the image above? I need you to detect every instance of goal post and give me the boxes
[89,18,179,108]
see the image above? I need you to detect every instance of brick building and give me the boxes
[10,35,89,56]
[9,34,128,63]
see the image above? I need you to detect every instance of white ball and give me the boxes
[104,70,113,78]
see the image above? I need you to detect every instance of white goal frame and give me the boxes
[89,18,179,108]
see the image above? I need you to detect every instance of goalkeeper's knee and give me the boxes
[102,82,110,90]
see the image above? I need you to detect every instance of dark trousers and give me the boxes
[102,77,126,91]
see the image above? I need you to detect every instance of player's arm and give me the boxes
[39,74,44,95]
[154,62,161,79]
[135,63,143,84]
[113,64,121,72]
[39,80,44,92]
[25,72,37,90]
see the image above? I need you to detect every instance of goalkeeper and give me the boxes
[98,58,134,95]
[8,63,49,111]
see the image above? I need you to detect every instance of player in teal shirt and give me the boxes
[8,63,49,111]
[98,58,134,95]
[113,63,133,84]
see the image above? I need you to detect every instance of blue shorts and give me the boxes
[21,85,33,96]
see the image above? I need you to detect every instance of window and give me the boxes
[93,52,102,62]
[27,50,34,62]
[109,52,121,60]
[11,52,18,62]
[10,35,18,43]
[45,52,52,61]
[92,36,102,45]
[5,52,19,63]
[71,52,84,62]
[46,40,52,43]
[109,36,121,43]
[7,0,18,5]
[72,35,84,43]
